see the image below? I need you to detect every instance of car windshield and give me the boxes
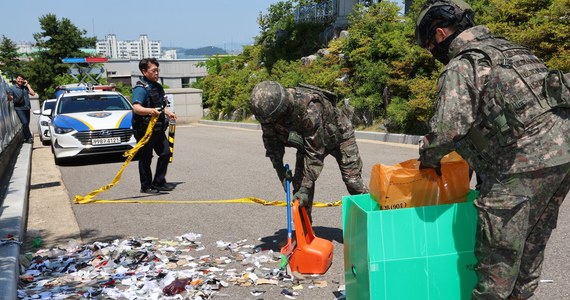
[58,94,131,114]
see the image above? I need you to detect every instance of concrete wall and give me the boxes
[335,0,359,27]
[165,88,203,123]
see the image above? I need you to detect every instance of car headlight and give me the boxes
[54,125,74,134]
[40,121,49,126]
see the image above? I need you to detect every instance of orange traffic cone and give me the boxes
[288,200,333,274]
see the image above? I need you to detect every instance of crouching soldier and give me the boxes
[250,81,368,221]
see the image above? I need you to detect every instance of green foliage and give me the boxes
[197,0,570,134]
[27,14,96,100]
[472,0,570,71]
[194,46,270,120]
[256,0,328,69]
[0,35,22,80]
[199,55,237,75]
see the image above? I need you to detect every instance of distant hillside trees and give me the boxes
[184,46,227,56]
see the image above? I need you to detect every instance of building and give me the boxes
[162,49,178,60]
[295,0,401,29]
[96,34,161,60]
[102,59,208,89]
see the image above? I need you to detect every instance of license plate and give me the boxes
[92,137,121,145]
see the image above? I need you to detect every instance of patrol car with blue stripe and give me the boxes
[46,87,136,164]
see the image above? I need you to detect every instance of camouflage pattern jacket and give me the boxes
[420,25,570,175]
[261,86,355,189]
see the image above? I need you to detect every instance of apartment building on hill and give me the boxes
[96,34,161,60]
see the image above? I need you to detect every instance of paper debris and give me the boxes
[17,232,333,299]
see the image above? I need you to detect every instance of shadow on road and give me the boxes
[256,226,344,252]
[23,228,125,252]
[56,153,136,167]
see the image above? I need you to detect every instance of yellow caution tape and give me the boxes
[73,115,342,208]
[74,196,342,207]
[168,122,175,163]
[74,115,158,204]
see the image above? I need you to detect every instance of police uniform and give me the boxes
[132,76,171,191]
[418,25,570,299]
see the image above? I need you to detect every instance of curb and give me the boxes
[198,120,422,145]
[0,142,32,300]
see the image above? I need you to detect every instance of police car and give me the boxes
[33,98,57,145]
[46,85,136,164]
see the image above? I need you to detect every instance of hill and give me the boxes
[162,46,229,58]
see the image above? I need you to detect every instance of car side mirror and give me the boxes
[42,109,52,117]
[33,109,41,115]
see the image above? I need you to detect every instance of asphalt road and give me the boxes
[32,123,570,299]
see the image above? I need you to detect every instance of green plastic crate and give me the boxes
[342,190,479,300]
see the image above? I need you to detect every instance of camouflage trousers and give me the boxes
[292,137,368,218]
[473,162,570,300]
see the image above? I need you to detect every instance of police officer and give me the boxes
[250,81,368,220]
[415,1,570,299]
[132,58,177,194]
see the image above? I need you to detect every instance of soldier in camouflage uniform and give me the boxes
[416,0,570,299]
[250,81,368,220]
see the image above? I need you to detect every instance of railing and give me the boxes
[0,76,21,153]
[295,0,338,24]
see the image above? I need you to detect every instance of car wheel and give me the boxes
[42,140,50,146]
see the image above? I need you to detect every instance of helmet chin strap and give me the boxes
[430,30,460,64]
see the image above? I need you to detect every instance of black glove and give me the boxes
[294,187,310,207]
[419,161,442,176]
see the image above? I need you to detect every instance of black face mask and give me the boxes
[429,30,460,65]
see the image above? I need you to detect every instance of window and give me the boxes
[58,94,131,114]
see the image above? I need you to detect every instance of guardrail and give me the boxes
[295,0,338,24]
[0,76,23,178]
[0,77,21,151]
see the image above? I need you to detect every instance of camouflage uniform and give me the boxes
[259,85,368,218]
[419,25,570,299]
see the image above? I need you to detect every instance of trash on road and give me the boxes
[17,232,339,299]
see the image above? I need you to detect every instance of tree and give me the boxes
[0,35,22,80]
[27,14,96,99]
[197,0,569,134]
[256,0,328,70]
[476,0,570,72]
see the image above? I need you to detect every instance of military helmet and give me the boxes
[250,81,291,124]
[415,0,475,48]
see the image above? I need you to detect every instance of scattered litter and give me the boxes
[17,232,336,299]
[281,288,299,299]
[540,279,554,283]
[313,280,328,288]
[250,288,266,296]
[256,278,279,285]
[291,271,305,281]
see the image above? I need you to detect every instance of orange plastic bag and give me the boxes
[369,152,470,210]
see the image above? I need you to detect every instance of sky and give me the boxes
[1,0,405,51]
[0,0,283,50]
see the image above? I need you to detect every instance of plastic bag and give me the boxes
[369,152,470,210]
